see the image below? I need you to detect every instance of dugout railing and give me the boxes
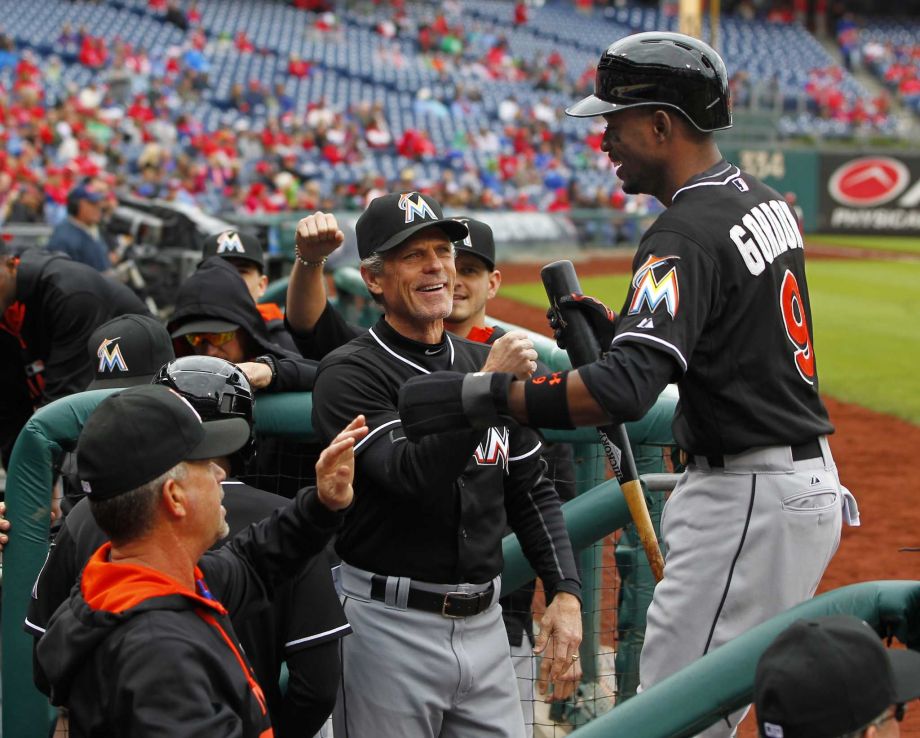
[0,361,676,738]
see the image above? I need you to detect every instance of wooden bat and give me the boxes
[541,260,665,582]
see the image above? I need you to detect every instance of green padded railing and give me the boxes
[1,386,674,738]
[568,580,920,738]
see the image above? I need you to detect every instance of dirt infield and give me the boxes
[494,257,920,587]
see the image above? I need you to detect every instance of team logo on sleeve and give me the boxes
[216,231,245,254]
[474,427,510,470]
[627,254,681,319]
[97,337,128,373]
[398,192,436,224]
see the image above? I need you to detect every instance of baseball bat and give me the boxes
[541,260,665,582]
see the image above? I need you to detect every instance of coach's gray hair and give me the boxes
[89,462,188,545]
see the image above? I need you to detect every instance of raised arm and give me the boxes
[286,212,345,334]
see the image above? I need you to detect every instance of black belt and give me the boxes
[370,575,495,618]
[705,438,822,468]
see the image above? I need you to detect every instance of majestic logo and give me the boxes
[474,427,510,470]
[828,157,910,207]
[216,231,246,254]
[398,193,436,224]
[96,337,128,373]
[763,723,784,738]
[627,254,680,319]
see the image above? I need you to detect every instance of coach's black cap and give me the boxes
[452,217,495,270]
[87,314,175,390]
[201,230,264,271]
[755,615,920,738]
[356,192,468,260]
[77,384,250,499]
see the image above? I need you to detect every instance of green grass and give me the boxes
[500,263,920,425]
[809,233,920,255]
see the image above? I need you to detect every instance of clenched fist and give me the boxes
[295,211,345,265]
[480,330,538,380]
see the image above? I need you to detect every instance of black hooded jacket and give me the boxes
[0,249,148,452]
[168,257,316,392]
[34,487,344,738]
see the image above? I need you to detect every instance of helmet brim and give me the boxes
[565,94,622,118]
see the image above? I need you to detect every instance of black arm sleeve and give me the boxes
[286,301,366,361]
[313,361,483,501]
[503,431,581,602]
[275,641,340,738]
[577,341,680,423]
[270,355,318,393]
[202,488,344,620]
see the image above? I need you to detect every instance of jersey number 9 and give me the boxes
[780,270,815,385]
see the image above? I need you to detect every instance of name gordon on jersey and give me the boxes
[728,198,804,276]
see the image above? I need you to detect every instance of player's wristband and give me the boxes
[525,370,574,429]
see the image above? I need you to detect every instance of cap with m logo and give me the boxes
[356,191,469,260]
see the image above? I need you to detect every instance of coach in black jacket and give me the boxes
[34,384,367,737]
[0,247,148,465]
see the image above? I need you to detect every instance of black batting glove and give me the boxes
[398,371,514,442]
[547,293,618,352]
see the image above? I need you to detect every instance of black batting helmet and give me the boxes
[153,356,256,466]
[566,32,732,132]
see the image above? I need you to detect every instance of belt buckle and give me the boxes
[442,591,473,618]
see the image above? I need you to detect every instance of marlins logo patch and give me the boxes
[628,254,681,319]
[398,192,436,224]
[97,337,128,373]
[216,231,245,254]
[474,427,510,471]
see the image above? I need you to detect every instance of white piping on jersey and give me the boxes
[285,623,351,649]
[368,326,455,375]
[24,617,45,635]
[672,164,740,202]
[221,480,243,485]
[509,441,543,463]
[523,489,565,581]
[354,418,401,451]
[614,332,688,372]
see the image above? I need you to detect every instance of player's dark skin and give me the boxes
[505,105,721,427]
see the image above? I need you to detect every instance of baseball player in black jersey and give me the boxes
[27,357,351,737]
[398,33,859,737]
[310,193,582,738]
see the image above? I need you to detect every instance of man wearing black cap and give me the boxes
[33,383,367,737]
[755,615,920,738]
[29,358,353,737]
[311,192,582,738]
[46,180,112,272]
[200,229,295,352]
[0,245,149,468]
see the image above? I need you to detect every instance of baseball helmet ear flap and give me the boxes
[566,31,732,132]
[153,355,257,468]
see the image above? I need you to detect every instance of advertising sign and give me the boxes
[820,154,920,233]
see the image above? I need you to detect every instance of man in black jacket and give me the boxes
[33,383,367,737]
[168,256,315,393]
[0,246,148,467]
[29,357,352,737]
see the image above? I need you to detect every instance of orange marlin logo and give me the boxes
[398,193,436,224]
[628,254,681,319]
[97,337,128,373]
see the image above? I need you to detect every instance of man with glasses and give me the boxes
[168,256,316,393]
[754,615,920,738]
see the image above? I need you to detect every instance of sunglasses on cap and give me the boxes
[185,330,237,348]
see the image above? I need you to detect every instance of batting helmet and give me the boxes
[153,355,256,466]
[566,32,732,132]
